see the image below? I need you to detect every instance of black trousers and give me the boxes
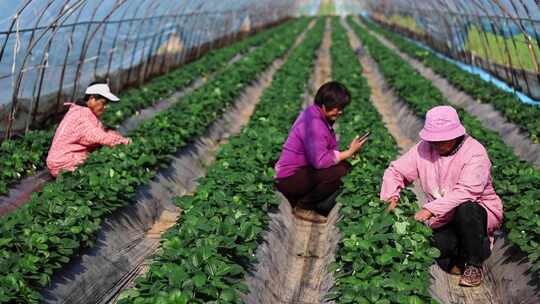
[275,162,351,216]
[431,202,491,271]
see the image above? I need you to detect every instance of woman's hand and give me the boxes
[349,135,368,155]
[337,136,369,162]
[339,136,368,161]
[386,196,399,212]
[414,208,433,222]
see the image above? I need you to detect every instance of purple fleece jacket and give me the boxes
[275,104,339,179]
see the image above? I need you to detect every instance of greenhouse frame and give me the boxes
[0,1,539,303]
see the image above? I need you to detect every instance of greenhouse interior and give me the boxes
[0,0,539,303]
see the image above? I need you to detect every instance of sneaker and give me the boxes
[459,265,483,287]
[293,207,327,224]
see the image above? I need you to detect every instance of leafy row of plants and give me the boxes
[364,17,540,144]
[0,18,300,197]
[115,18,325,304]
[0,18,311,303]
[327,18,438,304]
[349,17,540,272]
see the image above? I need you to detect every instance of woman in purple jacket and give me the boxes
[275,82,368,223]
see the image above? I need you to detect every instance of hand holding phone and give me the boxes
[349,130,370,155]
[357,131,371,141]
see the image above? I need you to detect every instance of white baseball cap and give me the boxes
[85,83,120,102]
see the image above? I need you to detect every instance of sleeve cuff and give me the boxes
[380,191,400,201]
[333,150,340,164]
[422,202,441,216]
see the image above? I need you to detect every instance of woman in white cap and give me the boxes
[380,105,503,287]
[46,81,131,177]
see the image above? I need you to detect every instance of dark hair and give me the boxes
[83,79,109,102]
[314,81,351,109]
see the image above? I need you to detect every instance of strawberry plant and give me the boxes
[0,18,301,197]
[364,18,540,144]
[115,18,325,304]
[0,18,310,303]
[327,18,438,303]
[0,131,51,194]
[350,17,540,275]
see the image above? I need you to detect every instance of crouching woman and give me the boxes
[380,105,503,287]
[274,81,368,223]
[46,82,131,177]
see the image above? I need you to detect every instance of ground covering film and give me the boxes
[349,17,540,302]
[0,18,310,303]
[326,17,438,304]
[362,19,540,169]
[366,19,540,145]
[114,18,325,304]
[0,18,294,198]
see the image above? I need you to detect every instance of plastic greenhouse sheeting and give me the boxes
[364,0,540,101]
[0,0,292,138]
[405,35,540,105]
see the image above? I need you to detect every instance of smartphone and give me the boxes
[358,131,371,141]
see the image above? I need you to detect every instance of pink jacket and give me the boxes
[46,104,129,176]
[380,136,503,237]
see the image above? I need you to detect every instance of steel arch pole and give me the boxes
[142,2,184,83]
[115,0,148,86]
[0,0,33,64]
[171,1,192,67]
[133,2,164,84]
[152,4,190,73]
[23,0,56,132]
[69,0,109,98]
[6,0,87,139]
[104,0,138,80]
[55,2,88,112]
[125,0,159,84]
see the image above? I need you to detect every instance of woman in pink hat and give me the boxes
[380,105,503,287]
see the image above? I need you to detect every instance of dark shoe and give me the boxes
[314,190,341,216]
[293,207,327,224]
[459,265,483,287]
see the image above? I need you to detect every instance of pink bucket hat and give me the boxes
[419,105,466,142]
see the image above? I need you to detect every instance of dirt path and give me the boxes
[303,18,333,107]
[356,16,540,169]
[342,19,418,151]
[243,18,338,304]
[242,200,340,304]
[346,17,540,304]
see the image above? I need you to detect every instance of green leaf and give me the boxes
[192,274,206,288]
